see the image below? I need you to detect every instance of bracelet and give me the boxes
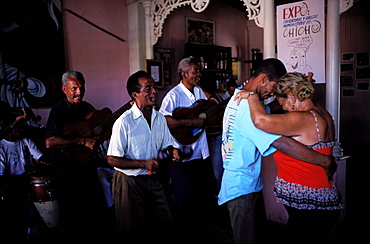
[247,91,256,98]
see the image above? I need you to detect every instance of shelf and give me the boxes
[184,43,232,93]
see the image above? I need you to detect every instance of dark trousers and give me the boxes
[170,158,217,241]
[284,205,341,244]
[227,192,262,244]
[0,175,31,242]
[50,152,106,242]
[112,171,172,243]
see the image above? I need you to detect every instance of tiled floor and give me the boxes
[1,154,368,244]
[2,197,366,244]
[1,201,367,244]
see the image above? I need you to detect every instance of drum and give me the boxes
[30,176,52,202]
[33,200,60,228]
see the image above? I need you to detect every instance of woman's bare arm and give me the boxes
[246,93,311,137]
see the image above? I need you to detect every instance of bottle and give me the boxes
[224,52,228,70]
[200,57,205,70]
[220,53,224,70]
[215,75,220,90]
[216,52,220,70]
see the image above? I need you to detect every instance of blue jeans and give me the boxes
[97,167,115,207]
[207,134,223,192]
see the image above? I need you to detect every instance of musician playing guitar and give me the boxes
[44,71,106,241]
[159,57,215,240]
[45,71,96,151]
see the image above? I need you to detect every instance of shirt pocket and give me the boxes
[155,132,164,151]
[130,133,146,158]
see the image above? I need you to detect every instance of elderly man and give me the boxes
[107,70,179,243]
[45,71,105,242]
[159,57,217,241]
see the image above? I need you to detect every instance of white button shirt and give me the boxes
[107,103,173,176]
[159,82,209,161]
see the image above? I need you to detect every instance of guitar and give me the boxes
[170,98,230,145]
[62,101,132,163]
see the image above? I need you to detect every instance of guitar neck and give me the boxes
[206,97,230,116]
[100,101,132,129]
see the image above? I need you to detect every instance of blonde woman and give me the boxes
[235,72,343,244]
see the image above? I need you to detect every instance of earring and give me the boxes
[292,105,295,110]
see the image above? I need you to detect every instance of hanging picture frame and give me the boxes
[145,59,164,88]
[154,47,172,85]
[186,17,215,45]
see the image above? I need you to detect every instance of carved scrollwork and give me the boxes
[152,0,210,45]
[190,0,210,13]
[241,0,263,28]
[151,0,263,44]
[339,0,353,14]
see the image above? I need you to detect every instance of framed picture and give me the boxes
[340,75,354,86]
[342,52,354,62]
[145,59,164,88]
[356,67,370,79]
[154,47,172,85]
[340,63,354,72]
[357,52,370,66]
[186,17,215,45]
[342,88,355,97]
[357,81,370,91]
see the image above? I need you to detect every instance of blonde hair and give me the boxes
[274,72,315,101]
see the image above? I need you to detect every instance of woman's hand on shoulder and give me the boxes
[234,90,256,106]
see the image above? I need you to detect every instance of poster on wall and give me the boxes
[277,0,325,83]
[0,0,66,108]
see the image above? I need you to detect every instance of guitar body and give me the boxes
[170,99,220,145]
[62,109,112,164]
[61,101,132,164]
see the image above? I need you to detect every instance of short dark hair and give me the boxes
[251,58,287,82]
[226,78,237,88]
[126,70,151,99]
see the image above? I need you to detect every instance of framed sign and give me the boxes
[186,17,215,45]
[145,59,164,88]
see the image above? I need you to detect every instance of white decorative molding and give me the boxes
[241,0,263,28]
[151,0,210,45]
[339,0,353,14]
[150,0,264,44]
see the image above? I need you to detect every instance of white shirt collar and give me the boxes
[131,102,157,122]
[178,81,205,101]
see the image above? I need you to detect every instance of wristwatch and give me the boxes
[247,91,256,98]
